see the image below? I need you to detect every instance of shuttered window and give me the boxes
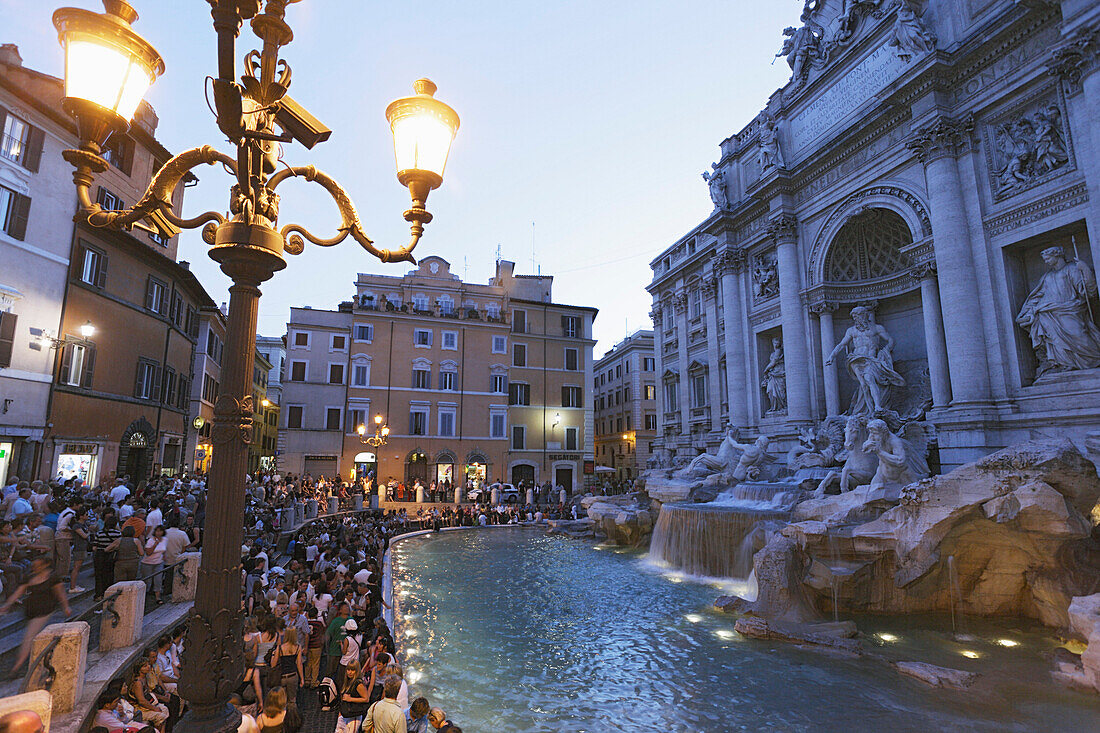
[0,312,16,368]
[0,185,31,241]
[0,107,44,172]
[135,359,160,400]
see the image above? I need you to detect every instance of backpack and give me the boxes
[317,676,338,710]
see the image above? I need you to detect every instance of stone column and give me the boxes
[907,117,991,404]
[718,248,750,428]
[769,215,812,422]
[674,290,692,434]
[354,494,364,511]
[100,580,146,651]
[327,496,339,514]
[701,277,723,432]
[811,302,840,415]
[415,484,424,503]
[912,262,952,407]
[26,622,88,715]
[306,498,317,518]
[173,551,202,604]
[649,305,667,449]
[1050,24,1100,276]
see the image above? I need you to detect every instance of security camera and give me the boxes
[275,95,332,150]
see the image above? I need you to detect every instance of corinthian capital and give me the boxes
[1047,25,1100,92]
[910,260,938,281]
[701,277,718,298]
[766,214,797,243]
[650,308,663,326]
[906,115,974,164]
[673,290,689,313]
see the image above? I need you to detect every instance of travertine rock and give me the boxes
[893,661,979,689]
[754,439,1100,632]
[584,493,655,546]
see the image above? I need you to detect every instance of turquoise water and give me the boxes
[390,528,1100,732]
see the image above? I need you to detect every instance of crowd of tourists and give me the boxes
[0,465,582,732]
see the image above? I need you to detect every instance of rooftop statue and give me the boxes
[702,163,728,210]
[758,114,785,172]
[825,305,906,415]
[889,0,936,61]
[1016,245,1100,378]
[776,4,827,86]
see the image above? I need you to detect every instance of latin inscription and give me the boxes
[790,44,909,151]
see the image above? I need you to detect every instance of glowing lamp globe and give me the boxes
[53,0,164,148]
[386,79,459,208]
[79,320,96,339]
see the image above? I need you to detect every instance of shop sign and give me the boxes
[584,460,594,475]
[63,443,98,454]
[547,453,580,461]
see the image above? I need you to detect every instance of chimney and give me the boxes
[0,45,22,67]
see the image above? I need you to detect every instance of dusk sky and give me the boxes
[6,0,798,355]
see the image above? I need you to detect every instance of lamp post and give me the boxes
[50,2,458,731]
[357,413,390,448]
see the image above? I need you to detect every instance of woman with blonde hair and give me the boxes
[334,660,370,733]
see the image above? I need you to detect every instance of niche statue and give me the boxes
[825,306,905,415]
[761,337,787,414]
[1016,245,1100,378]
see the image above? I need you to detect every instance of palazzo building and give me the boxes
[1,44,213,485]
[593,330,658,480]
[650,0,1100,470]
[280,257,598,492]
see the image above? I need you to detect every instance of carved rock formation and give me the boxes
[583,493,655,546]
[746,439,1100,631]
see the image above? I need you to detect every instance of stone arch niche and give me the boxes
[809,191,934,416]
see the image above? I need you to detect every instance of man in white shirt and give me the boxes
[118,500,135,520]
[108,480,130,505]
[353,565,372,586]
[145,501,164,536]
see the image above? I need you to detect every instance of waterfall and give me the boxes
[648,503,787,579]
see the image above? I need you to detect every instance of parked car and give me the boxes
[467,482,520,503]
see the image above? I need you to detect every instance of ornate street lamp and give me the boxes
[50,2,458,731]
[357,414,390,448]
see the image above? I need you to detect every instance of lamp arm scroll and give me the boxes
[65,144,237,232]
[269,165,423,264]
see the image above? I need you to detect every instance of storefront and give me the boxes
[353,451,377,480]
[55,442,99,484]
[465,452,489,484]
[434,450,456,485]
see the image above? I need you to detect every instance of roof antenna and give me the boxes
[495,243,502,265]
[531,221,537,275]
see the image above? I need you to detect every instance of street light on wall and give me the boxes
[50,2,459,731]
[39,320,96,349]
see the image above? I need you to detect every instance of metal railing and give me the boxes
[20,636,59,694]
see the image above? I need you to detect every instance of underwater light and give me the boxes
[996,638,1018,648]
[405,628,418,638]
[684,614,703,624]
[715,629,737,640]
[960,650,980,659]
[876,633,899,643]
